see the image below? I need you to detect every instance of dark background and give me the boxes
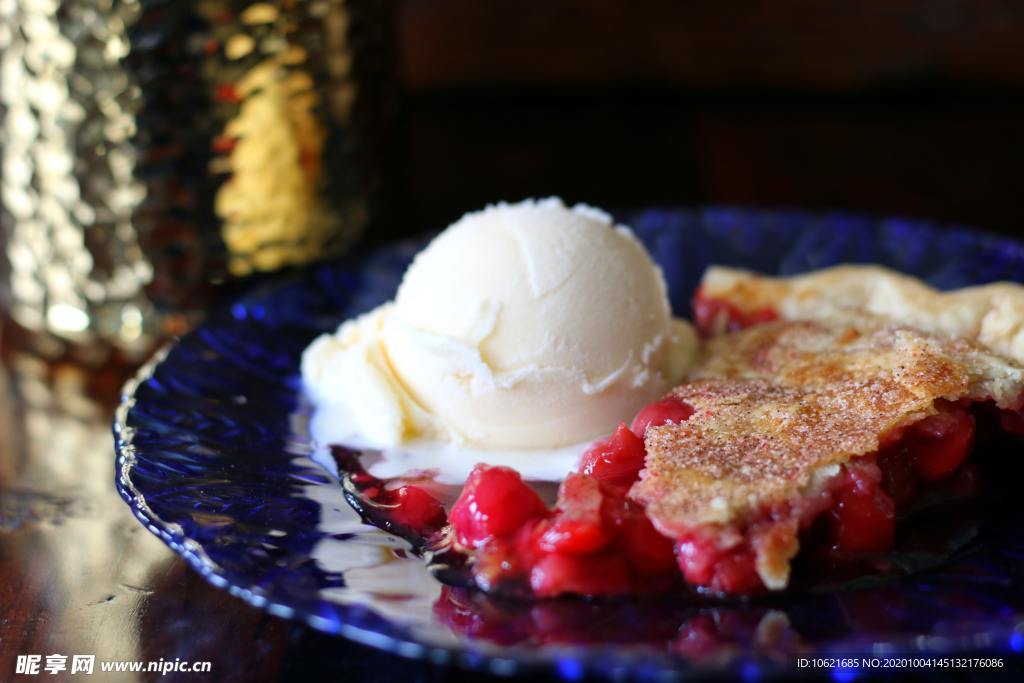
[6,3,1024,683]
[386,0,1024,240]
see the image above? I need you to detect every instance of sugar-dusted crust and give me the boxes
[700,264,1024,366]
[692,317,1024,409]
[630,320,1024,587]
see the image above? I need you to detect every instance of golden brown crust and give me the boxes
[631,320,1024,538]
[700,264,1024,368]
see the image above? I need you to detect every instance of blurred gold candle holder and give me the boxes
[1,0,394,366]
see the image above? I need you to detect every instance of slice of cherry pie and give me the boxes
[631,319,1024,593]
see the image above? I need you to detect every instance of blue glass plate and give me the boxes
[115,208,1024,679]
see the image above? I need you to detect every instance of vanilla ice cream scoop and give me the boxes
[302,198,697,455]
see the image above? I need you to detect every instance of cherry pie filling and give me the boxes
[457,395,986,595]
[355,388,984,598]
[692,287,778,336]
[671,400,981,594]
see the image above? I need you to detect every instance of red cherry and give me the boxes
[906,402,976,482]
[579,423,647,491]
[538,474,610,555]
[388,485,446,535]
[675,533,763,594]
[675,534,717,587]
[614,504,677,576]
[692,287,778,336]
[537,519,609,556]
[707,550,764,595]
[692,288,730,335]
[529,552,632,597]
[828,468,895,556]
[449,465,549,548]
[631,397,695,438]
